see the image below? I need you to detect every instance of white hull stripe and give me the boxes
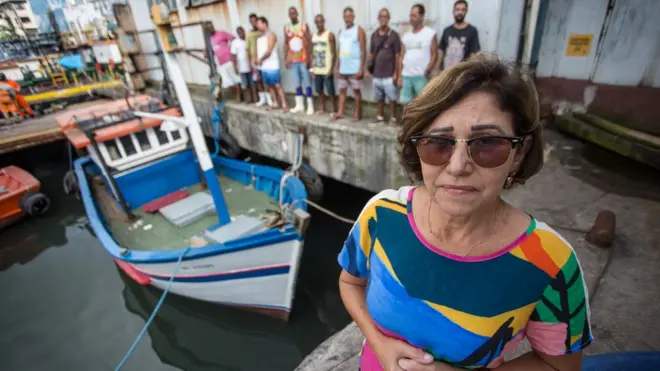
[139,264,290,283]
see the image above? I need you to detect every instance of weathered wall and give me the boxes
[128,0,527,101]
[179,87,409,193]
[224,104,409,193]
[536,0,660,88]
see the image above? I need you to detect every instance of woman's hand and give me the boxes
[371,335,434,371]
[398,359,461,371]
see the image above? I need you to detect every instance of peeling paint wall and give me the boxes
[128,0,527,100]
[536,0,660,88]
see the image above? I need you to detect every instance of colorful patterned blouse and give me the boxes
[338,187,593,370]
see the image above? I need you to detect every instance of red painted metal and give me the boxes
[114,259,151,286]
[142,189,190,213]
[0,166,40,228]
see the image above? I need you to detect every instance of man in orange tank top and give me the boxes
[284,7,314,115]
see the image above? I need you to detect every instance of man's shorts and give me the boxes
[337,75,364,91]
[261,69,281,86]
[240,72,253,89]
[219,62,241,88]
[314,74,336,95]
[372,77,398,102]
[290,62,311,88]
[399,75,428,104]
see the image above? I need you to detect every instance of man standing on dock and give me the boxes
[366,8,401,125]
[311,14,337,115]
[332,7,366,122]
[398,4,437,109]
[231,26,255,103]
[284,7,314,115]
[438,0,481,71]
[246,14,267,106]
[207,23,242,98]
[255,17,289,112]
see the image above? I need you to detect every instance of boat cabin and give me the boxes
[58,95,188,173]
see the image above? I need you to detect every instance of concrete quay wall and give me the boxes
[184,89,410,193]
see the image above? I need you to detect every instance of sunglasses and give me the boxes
[410,135,524,168]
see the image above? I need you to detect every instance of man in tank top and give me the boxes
[398,4,437,108]
[284,7,314,115]
[332,6,366,122]
[311,14,337,115]
[255,17,289,112]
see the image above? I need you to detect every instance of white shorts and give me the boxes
[219,62,241,88]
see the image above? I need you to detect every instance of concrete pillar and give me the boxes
[176,0,188,24]
[307,0,321,23]
[226,0,240,31]
[522,0,541,65]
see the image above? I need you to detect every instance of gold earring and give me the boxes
[504,176,514,189]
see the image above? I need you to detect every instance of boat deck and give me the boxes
[101,175,276,251]
[0,99,110,155]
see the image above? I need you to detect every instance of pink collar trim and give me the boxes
[406,187,532,263]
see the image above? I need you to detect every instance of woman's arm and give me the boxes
[339,270,383,345]
[340,270,434,371]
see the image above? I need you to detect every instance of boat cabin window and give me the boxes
[105,140,121,161]
[135,131,151,151]
[155,129,169,145]
[119,135,137,156]
[97,126,189,172]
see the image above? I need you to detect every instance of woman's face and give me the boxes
[419,91,526,217]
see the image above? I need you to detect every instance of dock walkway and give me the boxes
[0,100,110,155]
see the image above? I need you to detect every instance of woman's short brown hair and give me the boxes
[398,53,543,186]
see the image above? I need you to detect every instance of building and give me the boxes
[29,0,117,34]
[126,0,658,137]
[0,0,38,39]
[531,0,660,136]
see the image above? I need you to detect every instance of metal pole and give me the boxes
[152,23,231,229]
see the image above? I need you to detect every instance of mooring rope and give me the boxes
[114,247,190,371]
[278,134,356,225]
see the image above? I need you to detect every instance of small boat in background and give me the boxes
[0,165,50,229]
[59,21,311,320]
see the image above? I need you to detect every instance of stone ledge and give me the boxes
[222,102,409,193]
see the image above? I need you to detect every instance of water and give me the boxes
[0,143,374,371]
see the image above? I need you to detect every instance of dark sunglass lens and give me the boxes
[416,138,453,166]
[470,137,512,168]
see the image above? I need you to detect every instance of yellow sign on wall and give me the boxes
[566,34,594,56]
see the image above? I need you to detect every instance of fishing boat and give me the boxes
[59,23,311,320]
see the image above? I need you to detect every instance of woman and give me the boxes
[338,54,593,371]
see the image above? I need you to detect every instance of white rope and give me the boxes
[276,133,356,225]
[299,199,356,224]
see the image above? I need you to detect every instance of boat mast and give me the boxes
[148,4,231,228]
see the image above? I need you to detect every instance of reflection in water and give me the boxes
[0,144,369,371]
[119,270,317,371]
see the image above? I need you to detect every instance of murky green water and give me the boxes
[0,143,372,371]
